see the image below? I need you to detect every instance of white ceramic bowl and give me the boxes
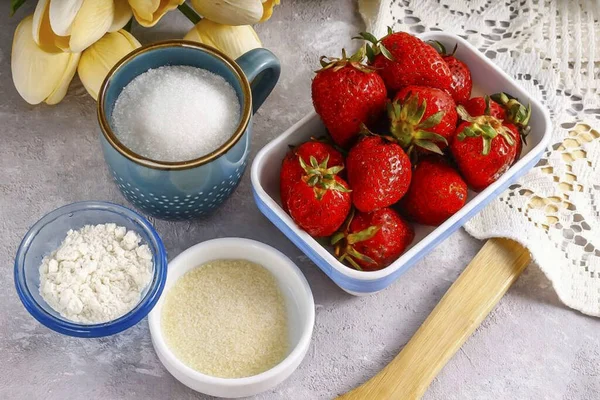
[148,238,315,398]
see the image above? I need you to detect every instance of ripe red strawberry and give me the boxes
[312,48,387,148]
[400,157,467,226]
[332,208,414,271]
[464,97,506,120]
[346,135,412,213]
[465,95,531,160]
[358,30,452,94]
[389,86,457,154]
[450,106,519,191]
[280,141,344,213]
[427,41,472,104]
[286,156,351,237]
[444,56,472,104]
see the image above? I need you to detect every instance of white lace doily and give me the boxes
[359,0,600,317]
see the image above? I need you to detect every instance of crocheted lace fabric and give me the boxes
[359,0,600,317]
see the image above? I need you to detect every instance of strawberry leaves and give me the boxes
[491,92,532,127]
[456,105,516,155]
[388,94,448,156]
[331,208,380,271]
[316,47,374,74]
[490,92,532,145]
[427,40,458,57]
[299,155,350,200]
[417,111,444,129]
[353,28,395,63]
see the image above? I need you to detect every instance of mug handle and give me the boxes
[235,48,281,114]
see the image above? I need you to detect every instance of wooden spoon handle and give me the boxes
[337,238,531,400]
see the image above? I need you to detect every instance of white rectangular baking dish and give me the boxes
[251,32,552,295]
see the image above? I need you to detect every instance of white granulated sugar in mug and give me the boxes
[111,65,241,162]
[39,223,153,324]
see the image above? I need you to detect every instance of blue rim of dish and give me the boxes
[14,201,168,338]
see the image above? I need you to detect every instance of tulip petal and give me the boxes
[45,51,81,105]
[183,19,262,59]
[119,29,142,48]
[183,26,202,43]
[32,0,71,52]
[69,0,114,53]
[78,30,141,100]
[190,0,263,26]
[12,16,78,104]
[109,0,134,32]
[153,0,186,25]
[130,0,184,27]
[49,0,84,36]
[128,0,160,23]
[260,0,280,22]
[32,0,47,45]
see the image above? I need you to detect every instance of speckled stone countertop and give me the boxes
[1,2,599,399]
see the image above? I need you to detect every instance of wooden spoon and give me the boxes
[337,238,531,400]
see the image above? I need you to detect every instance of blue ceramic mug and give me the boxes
[97,40,280,220]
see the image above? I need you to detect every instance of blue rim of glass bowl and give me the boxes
[14,201,168,338]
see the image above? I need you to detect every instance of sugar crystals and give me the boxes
[111,66,241,162]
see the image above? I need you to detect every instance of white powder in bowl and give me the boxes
[111,66,241,162]
[39,223,153,324]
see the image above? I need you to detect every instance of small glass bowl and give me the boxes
[14,201,167,338]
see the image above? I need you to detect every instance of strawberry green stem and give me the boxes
[298,156,349,200]
[491,92,532,126]
[457,105,516,155]
[388,96,447,155]
[332,209,381,270]
[316,47,373,73]
[353,28,395,62]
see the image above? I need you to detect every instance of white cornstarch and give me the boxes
[111,65,241,162]
[161,260,289,378]
[39,223,153,324]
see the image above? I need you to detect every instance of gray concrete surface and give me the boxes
[1,2,599,399]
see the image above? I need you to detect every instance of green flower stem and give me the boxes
[124,18,133,33]
[10,0,27,16]
[178,2,202,25]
